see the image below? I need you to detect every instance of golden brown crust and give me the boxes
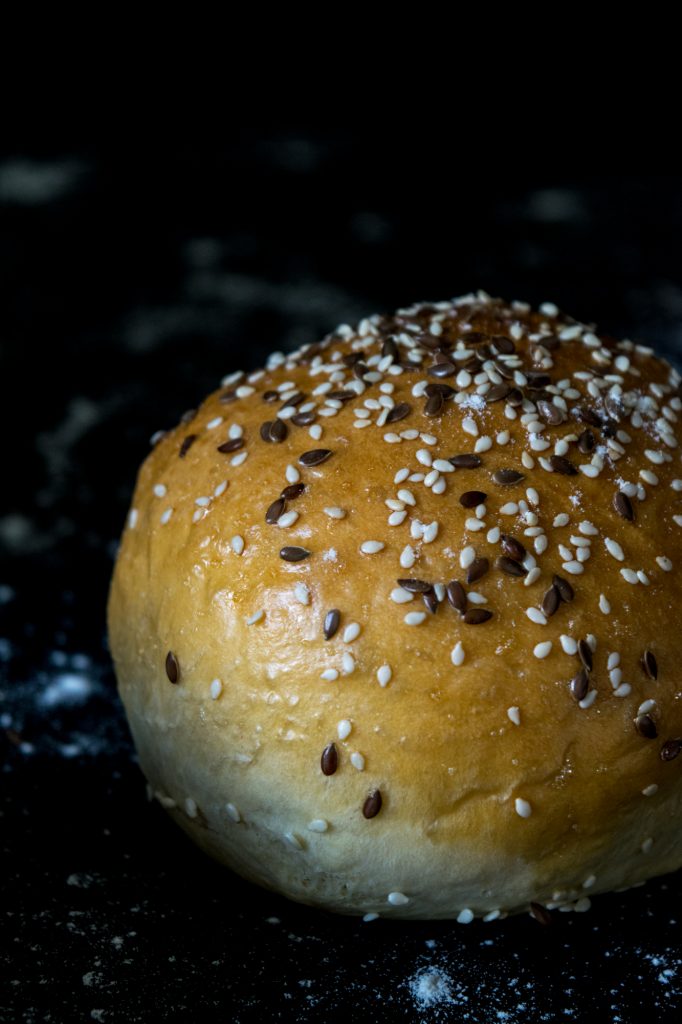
[108,292,682,921]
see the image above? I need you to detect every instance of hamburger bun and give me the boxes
[107,292,682,921]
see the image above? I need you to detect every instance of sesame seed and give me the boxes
[614,683,631,697]
[656,556,673,571]
[642,784,659,797]
[343,622,361,643]
[460,546,476,569]
[285,464,301,484]
[128,509,138,529]
[377,664,392,687]
[320,669,339,681]
[224,803,241,823]
[507,706,521,726]
[294,582,310,605]
[500,502,519,515]
[342,652,355,674]
[277,510,299,528]
[526,607,547,625]
[160,507,173,525]
[210,678,223,700]
[337,719,352,740]
[206,416,223,430]
[515,798,532,818]
[360,540,385,554]
[387,892,410,906]
[165,651,179,684]
[214,481,228,497]
[534,641,552,659]
[579,690,598,709]
[246,609,264,625]
[404,611,427,625]
[185,798,198,818]
[560,635,578,655]
[280,546,310,562]
[153,483,167,498]
[451,642,465,666]
[231,535,244,555]
[621,568,639,584]
[457,908,474,924]
[308,819,329,833]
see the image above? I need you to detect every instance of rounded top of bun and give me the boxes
[108,291,682,920]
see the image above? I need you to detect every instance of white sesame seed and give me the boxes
[637,570,650,585]
[231,535,244,556]
[391,588,413,605]
[656,555,673,571]
[553,513,570,527]
[526,487,540,506]
[394,467,410,484]
[348,751,365,772]
[285,464,300,484]
[160,507,173,525]
[534,641,552,659]
[534,535,548,555]
[341,652,355,675]
[153,483,167,498]
[278,510,299,528]
[526,607,547,625]
[599,593,611,614]
[308,819,329,833]
[294,582,310,605]
[210,678,223,700]
[213,481,228,498]
[610,668,622,688]
[621,568,639,584]
[515,798,532,818]
[672,479,682,492]
[433,459,455,473]
[420,433,437,446]
[432,478,446,495]
[404,611,427,626]
[638,699,656,715]
[462,416,479,437]
[231,451,248,467]
[424,469,440,487]
[642,784,659,797]
[246,609,264,625]
[399,545,416,569]
[562,561,584,575]
[460,546,476,569]
[337,719,352,740]
[474,435,492,453]
[388,510,407,526]
[579,690,598,709]
[128,508,138,529]
[416,448,432,467]
[560,635,578,655]
[500,502,519,515]
[361,540,385,555]
[383,432,401,444]
[323,506,346,520]
[614,683,631,697]
[605,538,625,561]
[320,669,339,681]
[521,451,535,469]
[457,908,474,924]
[487,526,501,544]
[674,515,682,528]
[377,664,392,687]
[354,419,370,429]
[185,797,198,818]
[218,804,241,828]
[524,567,541,586]
[343,623,360,644]
[644,449,665,464]
[507,706,521,726]
[397,488,416,506]
[451,642,465,667]
[206,416,223,430]
[309,424,323,441]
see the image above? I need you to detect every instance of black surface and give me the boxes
[2,150,682,1021]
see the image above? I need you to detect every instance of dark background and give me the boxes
[2,145,682,1022]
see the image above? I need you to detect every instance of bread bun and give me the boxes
[107,292,682,921]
